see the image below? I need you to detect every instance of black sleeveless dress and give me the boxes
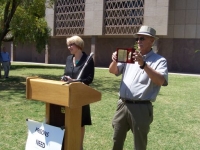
[64,52,94,126]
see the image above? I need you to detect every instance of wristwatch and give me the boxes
[140,61,146,69]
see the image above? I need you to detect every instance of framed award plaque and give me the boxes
[116,48,135,63]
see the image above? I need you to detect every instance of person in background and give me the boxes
[109,25,168,150]
[61,35,94,150]
[1,45,11,78]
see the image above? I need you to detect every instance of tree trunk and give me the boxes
[0,41,2,78]
[0,63,2,78]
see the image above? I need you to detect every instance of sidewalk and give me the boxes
[12,61,108,69]
[12,61,200,76]
[169,72,200,77]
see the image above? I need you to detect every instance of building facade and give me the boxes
[8,0,200,73]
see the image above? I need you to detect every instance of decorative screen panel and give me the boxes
[55,0,85,36]
[104,0,144,35]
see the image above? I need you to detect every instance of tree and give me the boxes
[0,0,52,78]
[0,0,51,52]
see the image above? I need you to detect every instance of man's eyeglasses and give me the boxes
[68,43,75,47]
[135,37,145,41]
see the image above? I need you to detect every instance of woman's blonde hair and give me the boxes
[66,35,84,50]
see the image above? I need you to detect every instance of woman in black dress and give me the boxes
[61,35,94,150]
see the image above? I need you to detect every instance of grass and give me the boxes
[0,62,200,150]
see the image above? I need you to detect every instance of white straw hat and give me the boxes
[134,25,159,39]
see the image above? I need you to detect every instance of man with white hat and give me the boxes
[109,25,168,150]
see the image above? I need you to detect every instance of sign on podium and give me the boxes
[26,77,101,150]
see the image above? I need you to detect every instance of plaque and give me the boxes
[116,48,135,63]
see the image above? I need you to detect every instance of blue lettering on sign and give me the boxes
[35,127,49,137]
[36,139,45,148]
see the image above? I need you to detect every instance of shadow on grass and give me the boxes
[0,76,26,90]
[92,76,120,92]
[31,74,62,81]
[0,73,63,106]
[1,65,121,100]
[0,74,62,92]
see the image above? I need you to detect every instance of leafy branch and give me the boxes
[0,0,52,52]
[195,50,200,53]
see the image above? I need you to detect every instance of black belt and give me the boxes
[121,98,151,104]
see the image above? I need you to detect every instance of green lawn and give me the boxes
[0,63,200,150]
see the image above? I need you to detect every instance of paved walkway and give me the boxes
[12,61,200,76]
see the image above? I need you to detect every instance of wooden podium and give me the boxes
[26,77,101,150]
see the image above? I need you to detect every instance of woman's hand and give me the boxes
[66,76,74,82]
[61,75,73,82]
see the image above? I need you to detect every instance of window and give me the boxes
[55,0,85,36]
[104,0,144,35]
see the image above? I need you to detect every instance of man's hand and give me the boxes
[112,51,117,62]
[133,51,144,66]
[109,51,119,74]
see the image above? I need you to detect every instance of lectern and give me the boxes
[26,77,101,150]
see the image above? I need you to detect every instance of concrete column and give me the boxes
[91,36,96,64]
[45,1,55,36]
[10,42,14,62]
[45,44,49,64]
[84,0,104,35]
[152,40,158,53]
[143,0,169,36]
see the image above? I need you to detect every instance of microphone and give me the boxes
[77,52,94,80]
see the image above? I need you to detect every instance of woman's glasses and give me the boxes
[135,37,145,41]
[68,43,75,47]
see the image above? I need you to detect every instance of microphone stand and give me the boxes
[62,52,94,85]
[77,52,94,80]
